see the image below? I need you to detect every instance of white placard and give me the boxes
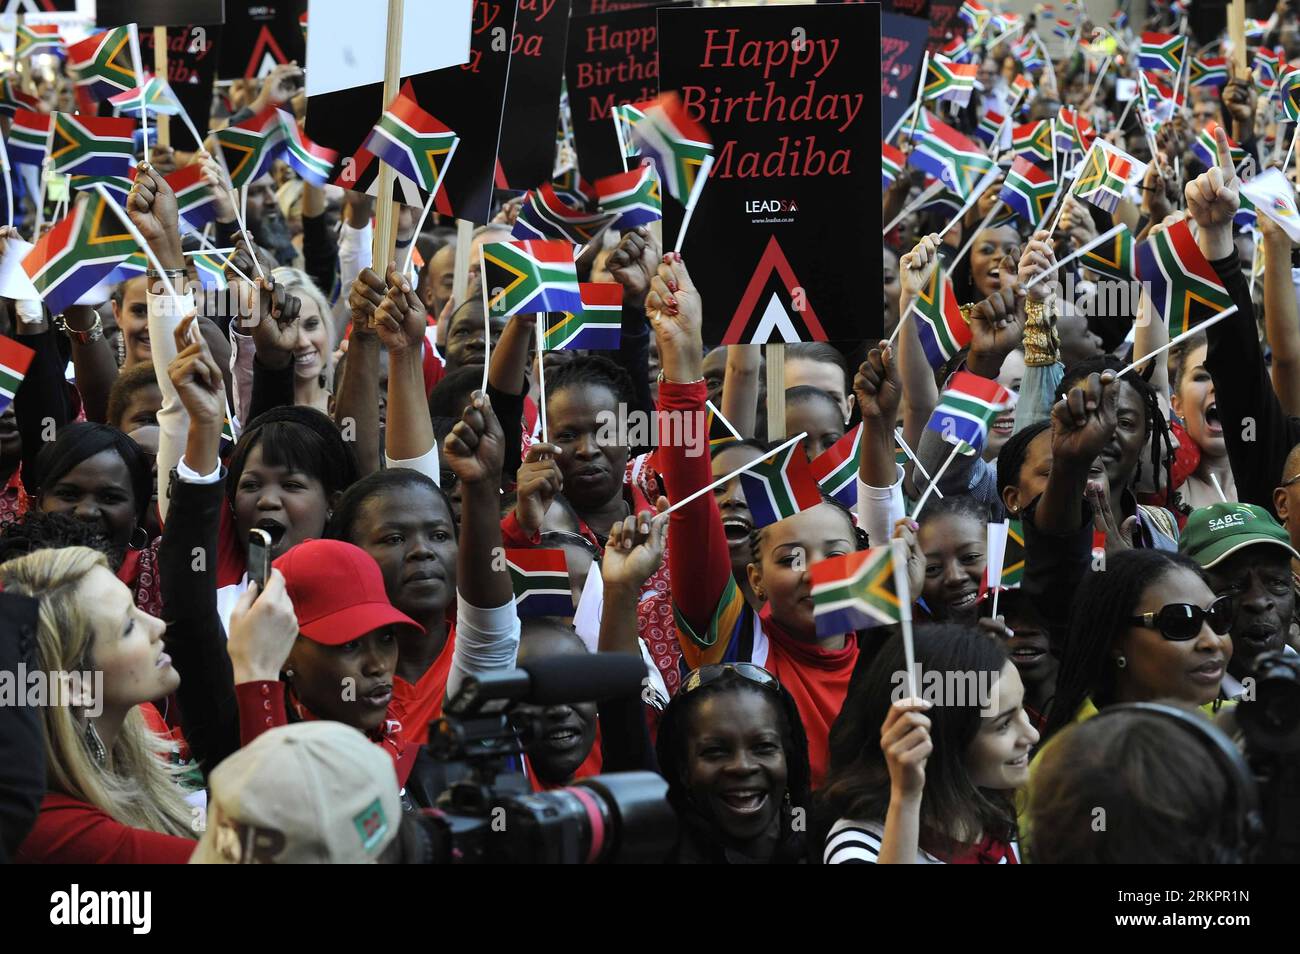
[305,0,475,98]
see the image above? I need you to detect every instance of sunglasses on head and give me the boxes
[1129,595,1234,641]
[680,663,780,695]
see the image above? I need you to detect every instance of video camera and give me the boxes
[1237,649,1300,863]
[403,652,676,863]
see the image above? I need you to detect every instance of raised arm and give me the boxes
[60,305,118,424]
[647,254,736,661]
[442,391,520,699]
[1035,371,1119,535]
[333,269,384,475]
[373,264,438,480]
[895,233,941,455]
[486,314,536,480]
[722,345,761,439]
[1012,229,1065,431]
[1190,125,1295,511]
[126,164,194,522]
[1258,213,1300,417]
[855,342,907,545]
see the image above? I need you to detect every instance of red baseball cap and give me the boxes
[272,540,424,646]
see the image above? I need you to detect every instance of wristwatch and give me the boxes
[54,312,104,345]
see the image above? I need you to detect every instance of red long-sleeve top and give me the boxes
[658,379,857,788]
[17,794,195,864]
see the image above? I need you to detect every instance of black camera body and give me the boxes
[404,655,676,863]
[1238,649,1300,863]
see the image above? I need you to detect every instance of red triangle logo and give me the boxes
[244,26,288,80]
[722,235,827,344]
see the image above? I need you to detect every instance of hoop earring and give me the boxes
[84,720,107,766]
[129,526,150,550]
[1115,655,1127,669]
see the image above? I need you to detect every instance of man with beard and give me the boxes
[1180,502,1300,697]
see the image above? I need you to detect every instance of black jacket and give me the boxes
[0,591,43,863]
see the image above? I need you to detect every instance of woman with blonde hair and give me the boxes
[229,264,336,426]
[2,546,197,862]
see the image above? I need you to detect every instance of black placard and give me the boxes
[927,0,965,53]
[140,26,219,150]
[565,1,688,181]
[575,0,664,14]
[497,0,572,190]
[217,0,305,80]
[304,0,518,225]
[881,13,929,139]
[658,2,879,346]
[96,0,224,27]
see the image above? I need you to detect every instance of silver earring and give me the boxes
[84,720,107,766]
[284,669,294,679]
[1115,656,1127,669]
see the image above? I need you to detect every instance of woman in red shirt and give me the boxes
[649,254,860,788]
[3,546,197,863]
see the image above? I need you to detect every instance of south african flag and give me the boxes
[109,76,185,117]
[809,424,863,508]
[1012,120,1053,164]
[279,111,339,187]
[883,142,905,189]
[593,163,662,230]
[16,23,64,60]
[1138,32,1184,74]
[1135,218,1233,336]
[999,156,1056,228]
[908,112,994,195]
[482,239,582,319]
[1188,56,1228,89]
[22,192,139,316]
[362,93,459,196]
[926,371,1016,456]
[543,282,622,350]
[0,336,35,416]
[1080,225,1134,281]
[67,25,139,100]
[737,440,824,529]
[214,105,286,189]
[627,92,712,205]
[1190,121,1246,169]
[924,56,977,107]
[8,110,50,167]
[1074,140,1144,214]
[810,547,901,638]
[0,77,40,116]
[506,549,573,618]
[614,102,647,160]
[1281,67,1300,123]
[513,183,617,245]
[908,263,969,371]
[48,113,137,178]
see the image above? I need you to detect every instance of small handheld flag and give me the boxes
[593,164,662,230]
[737,440,824,528]
[924,56,978,107]
[1079,224,1135,281]
[810,547,901,638]
[512,183,618,245]
[627,92,713,205]
[1138,32,1185,74]
[48,113,137,178]
[505,549,574,617]
[1241,168,1300,244]
[1074,140,1145,214]
[999,156,1057,227]
[925,371,1017,457]
[362,93,459,195]
[1134,218,1233,336]
[809,424,863,509]
[0,336,35,416]
[908,263,970,371]
[481,239,582,318]
[67,25,140,100]
[543,282,623,350]
[8,110,51,167]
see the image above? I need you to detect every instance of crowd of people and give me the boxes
[0,0,1294,866]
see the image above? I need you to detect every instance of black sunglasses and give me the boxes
[1129,596,1234,641]
[681,663,780,695]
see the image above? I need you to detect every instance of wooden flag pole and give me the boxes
[371,0,405,278]
[1230,0,1247,73]
[766,343,786,442]
[452,218,473,312]
[154,26,170,149]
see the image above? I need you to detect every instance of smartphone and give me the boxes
[248,529,272,590]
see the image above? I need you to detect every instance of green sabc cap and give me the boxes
[1178,502,1299,569]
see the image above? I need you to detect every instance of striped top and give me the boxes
[824,819,943,864]
[825,818,1021,864]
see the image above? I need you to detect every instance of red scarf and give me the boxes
[759,606,858,790]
